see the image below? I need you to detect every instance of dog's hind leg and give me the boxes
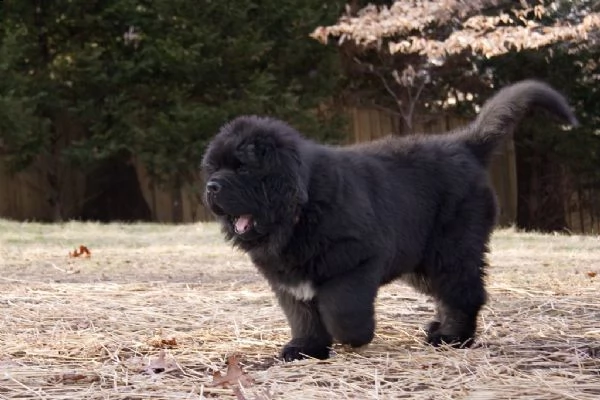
[276,290,333,361]
[425,190,496,347]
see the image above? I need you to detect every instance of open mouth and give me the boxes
[231,214,254,235]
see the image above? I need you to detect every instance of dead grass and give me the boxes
[0,220,599,399]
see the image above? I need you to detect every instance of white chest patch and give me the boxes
[279,281,316,301]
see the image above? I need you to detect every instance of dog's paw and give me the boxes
[425,320,441,336]
[280,339,330,361]
[425,319,475,348]
[426,331,474,349]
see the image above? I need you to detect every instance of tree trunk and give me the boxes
[515,124,567,232]
[81,157,152,222]
[171,179,184,223]
[34,0,64,222]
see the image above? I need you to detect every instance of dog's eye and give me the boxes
[202,163,216,173]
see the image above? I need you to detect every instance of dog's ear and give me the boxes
[236,135,278,168]
[276,146,309,205]
[255,135,282,168]
[293,171,308,204]
[240,133,308,204]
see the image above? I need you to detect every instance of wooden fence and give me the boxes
[1,107,597,233]
[350,108,518,227]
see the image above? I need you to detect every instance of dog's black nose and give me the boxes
[206,180,221,193]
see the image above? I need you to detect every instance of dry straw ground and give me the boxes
[1,220,599,399]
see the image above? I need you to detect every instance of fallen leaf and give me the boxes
[587,271,597,278]
[148,335,178,348]
[144,350,178,374]
[69,245,91,258]
[147,350,166,373]
[209,354,255,389]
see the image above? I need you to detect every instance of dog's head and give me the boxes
[201,116,309,248]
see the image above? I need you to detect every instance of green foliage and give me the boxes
[0,0,347,189]
[0,7,51,171]
[486,48,600,181]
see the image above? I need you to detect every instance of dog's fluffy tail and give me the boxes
[462,80,579,165]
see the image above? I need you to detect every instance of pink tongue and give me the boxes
[235,215,252,233]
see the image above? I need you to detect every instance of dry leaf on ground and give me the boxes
[69,245,91,258]
[148,335,178,348]
[209,354,255,389]
[144,350,178,374]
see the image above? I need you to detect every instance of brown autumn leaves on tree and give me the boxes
[310,0,600,131]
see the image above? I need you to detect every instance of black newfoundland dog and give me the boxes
[201,80,578,361]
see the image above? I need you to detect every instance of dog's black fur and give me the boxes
[201,80,578,361]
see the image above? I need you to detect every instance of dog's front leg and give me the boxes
[276,289,332,361]
[317,266,379,348]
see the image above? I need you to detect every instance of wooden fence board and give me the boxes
[1,107,597,233]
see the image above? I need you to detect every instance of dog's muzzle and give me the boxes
[206,180,221,194]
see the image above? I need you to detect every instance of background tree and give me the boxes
[488,46,600,231]
[0,0,348,221]
[311,0,600,232]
